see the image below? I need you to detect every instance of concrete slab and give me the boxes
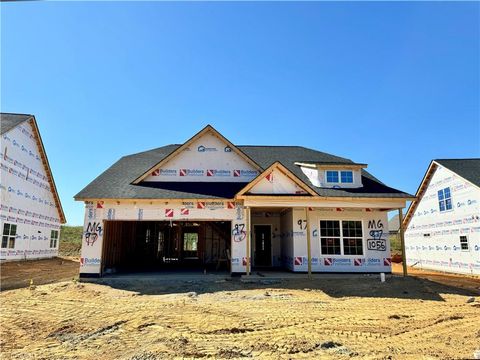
[82,271,231,283]
[243,271,393,280]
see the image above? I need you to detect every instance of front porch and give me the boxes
[241,203,407,276]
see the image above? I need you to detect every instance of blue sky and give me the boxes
[2,2,479,226]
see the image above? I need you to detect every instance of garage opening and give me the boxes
[101,221,231,274]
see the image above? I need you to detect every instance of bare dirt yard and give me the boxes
[0,257,79,291]
[1,260,479,359]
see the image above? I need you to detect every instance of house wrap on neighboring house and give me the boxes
[403,159,480,275]
[75,125,413,277]
[0,113,66,261]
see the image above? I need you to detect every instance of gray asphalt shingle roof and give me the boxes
[0,113,33,135]
[75,144,412,200]
[435,159,480,188]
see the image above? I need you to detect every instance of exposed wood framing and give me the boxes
[398,207,408,277]
[305,207,312,278]
[246,206,251,276]
[402,161,437,230]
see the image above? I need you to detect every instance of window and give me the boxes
[340,171,353,183]
[342,221,363,255]
[320,220,363,255]
[460,236,469,251]
[326,170,354,184]
[50,230,59,248]
[2,223,16,249]
[326,171,339,183]
[320,220,341,254]
[438,187,452,212]
[183,233,198,251]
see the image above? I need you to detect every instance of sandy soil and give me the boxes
[1,267,479,359]
[392,263,480,295]
[0,257,80,291]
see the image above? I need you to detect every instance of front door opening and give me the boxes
[254,225,272,267]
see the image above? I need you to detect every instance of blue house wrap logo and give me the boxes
[197,145,217,152]
[332,258,351,266]
[159,169,177,176]
[80,257,101,266]
[366,258,381,266]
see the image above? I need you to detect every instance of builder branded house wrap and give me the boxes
[75,125,413,276]
[0,113,66,261]
[404,159,480,275]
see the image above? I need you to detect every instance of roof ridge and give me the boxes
[237,145,305,148]
[123,144,181,158]
[435,158,480,161]
[0,112,34,117]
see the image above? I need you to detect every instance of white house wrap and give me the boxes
[404,159,480,275]
[0,113,66,261]
[75,125,411,276]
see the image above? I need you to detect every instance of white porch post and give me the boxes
[305,207,312,278]
[398,207,408,277]
[245,206,251,276]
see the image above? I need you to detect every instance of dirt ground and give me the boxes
[0,257,80,291]
[391,262,480,294]
[1,260,480,359]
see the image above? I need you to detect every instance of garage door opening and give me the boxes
[101,220,231,274]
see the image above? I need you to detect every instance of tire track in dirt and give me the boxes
[1,280,479,360]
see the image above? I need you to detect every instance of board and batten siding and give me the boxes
[0,121,61,260]
[405,165,480,275]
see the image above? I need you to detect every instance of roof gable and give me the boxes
[133,125,262,184]
[76,141,413,201]
[434,159,480,188]
[403,158,480,228]
[1,113,33,135]
[1,114,66,223]
[236,162,317,197]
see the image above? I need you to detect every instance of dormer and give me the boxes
[295,162,367,189]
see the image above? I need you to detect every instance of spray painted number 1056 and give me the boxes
[367,239,387,251]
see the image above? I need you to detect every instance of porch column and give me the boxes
[245,206,251,276]
[398,207,408,277]
[305,207,312,278]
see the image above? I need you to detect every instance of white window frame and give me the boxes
[459,235,469,252]
[340,170,354,184]
[325,170,339,184]
[438,187,453,212]
[324,170,355,184]
[50,230,59,248]
[2,223,17,249]
[319,219,365,256]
